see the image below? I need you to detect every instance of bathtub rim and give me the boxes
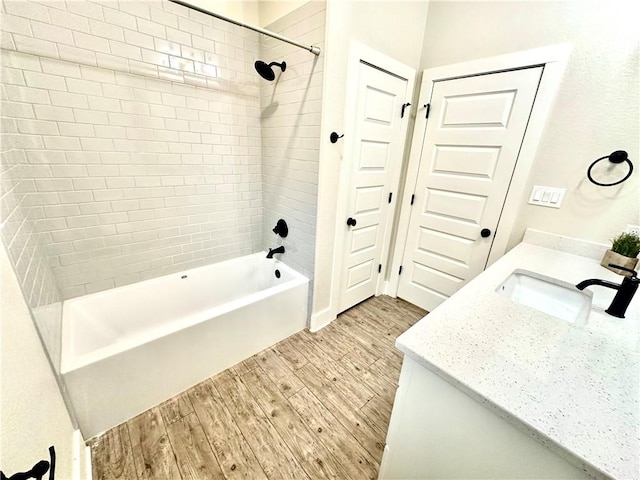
[61,253,307,374]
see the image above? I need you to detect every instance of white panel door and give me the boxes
[398,67,543,312]
[338,62,410,313]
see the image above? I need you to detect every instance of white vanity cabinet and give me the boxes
[379,356,589,479]
[376,234,639,480]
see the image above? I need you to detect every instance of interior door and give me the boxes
[398,67,543,312]
[338,62,410,313]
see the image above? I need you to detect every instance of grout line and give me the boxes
[123,422,141,480]
[186,391,227,478]
[207,376,269,479]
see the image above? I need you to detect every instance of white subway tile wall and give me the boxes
[0,146,64,369]
[1,0,266,304]
[260,1,325,308]
[2,0,326,376]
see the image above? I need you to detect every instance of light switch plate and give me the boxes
[528,186,565,209]
[626,224,640,236]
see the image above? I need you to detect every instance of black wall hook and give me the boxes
[401,102,411,118]
[330,132,344,143]
[587,150,634,187]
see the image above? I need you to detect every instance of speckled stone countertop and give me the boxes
[396,239,639,480]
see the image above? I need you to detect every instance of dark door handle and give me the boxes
[480,228,491,238]
[347,217,357,227]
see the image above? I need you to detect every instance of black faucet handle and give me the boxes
[608,264,638,278]
[272,219,288,238]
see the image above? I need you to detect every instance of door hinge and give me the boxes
[399,265,403,275]
[378,264,382,273]
[424,103,431,119]
[410,194,415,205]
[388,192,393,204]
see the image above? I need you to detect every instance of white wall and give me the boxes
[259,0,310,27]
[182,0,260,25]
[1,0,263,299]
[260,1,325,313]
[0,243,89,480]
[311,0,429,328]
[179,0,308,29]
[420,0,639,248]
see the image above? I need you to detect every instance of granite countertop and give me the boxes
[396,239,639,480]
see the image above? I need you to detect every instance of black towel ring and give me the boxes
[587,150,633,187]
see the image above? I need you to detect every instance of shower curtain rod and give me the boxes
[168,0,321,56]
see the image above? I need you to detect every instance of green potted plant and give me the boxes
[601,232,640,276]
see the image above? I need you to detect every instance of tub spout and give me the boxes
[267,246,285,258]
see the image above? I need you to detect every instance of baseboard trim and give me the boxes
[309,306,335,332]
[72,429,91,480]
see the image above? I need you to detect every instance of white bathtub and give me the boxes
[61,252,308,438]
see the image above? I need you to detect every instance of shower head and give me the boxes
[255,60,286,81]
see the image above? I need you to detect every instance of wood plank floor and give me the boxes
[89,295,427,480]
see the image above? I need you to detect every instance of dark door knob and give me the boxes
[347,217,357,227]
[480,228,492,238]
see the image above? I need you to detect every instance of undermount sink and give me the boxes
[496,269,593,324]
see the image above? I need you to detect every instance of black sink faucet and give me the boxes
[576,264,639,318]
[266,245,285,258]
